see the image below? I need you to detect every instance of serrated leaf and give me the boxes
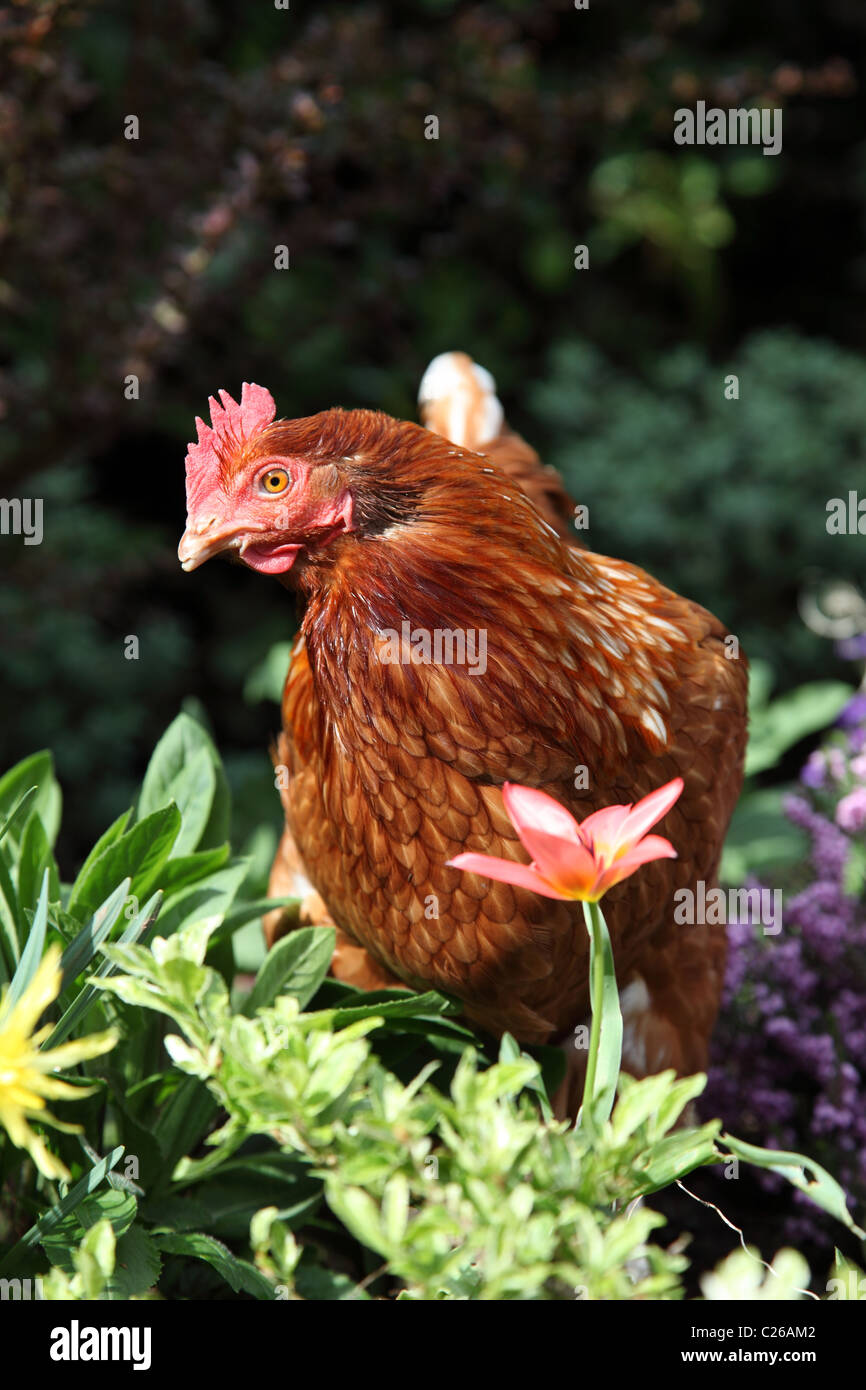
[106,1226,162,1299]
[153,1231,274,1299]
[0,1146,124,1273]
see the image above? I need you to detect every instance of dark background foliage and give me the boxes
[1,0,864,867]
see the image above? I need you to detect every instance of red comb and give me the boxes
[185,382,276,506]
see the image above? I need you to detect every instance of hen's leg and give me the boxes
[264,826,402,990]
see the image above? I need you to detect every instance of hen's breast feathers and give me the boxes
[275,457,748,1048]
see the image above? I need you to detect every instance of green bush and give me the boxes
[0,713,862,1299]
[530,330,866,688]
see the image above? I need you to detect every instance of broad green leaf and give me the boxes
[67,806,181,919]
[0,786,37,846]
[0,751,62,851]
[70,809,133,895]
[158,843,230,893]
[17,812,60,909]
[243,926,334,1016]
[40,1189,138,1272]
[139,713,230,851]
[150,861,248,941]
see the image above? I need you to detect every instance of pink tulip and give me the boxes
[449,778,683,903]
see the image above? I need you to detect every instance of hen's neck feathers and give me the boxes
[272,417,695,770]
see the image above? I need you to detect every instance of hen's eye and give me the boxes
[261,468,290,495]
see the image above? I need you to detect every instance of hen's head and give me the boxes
[179,382,369,578]
[179,381,563,594]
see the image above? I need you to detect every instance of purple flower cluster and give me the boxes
[705,693,866,1249]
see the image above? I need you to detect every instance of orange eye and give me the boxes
[261,468,290,495]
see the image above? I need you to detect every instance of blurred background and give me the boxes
[1,0,864,861]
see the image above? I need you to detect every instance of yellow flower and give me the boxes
[0,944,117,1181]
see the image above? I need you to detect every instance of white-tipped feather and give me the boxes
[418,350,504,448]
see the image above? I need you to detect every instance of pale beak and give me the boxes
[178,523,244,572]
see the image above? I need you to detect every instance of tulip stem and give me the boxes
[579,898,623,1129]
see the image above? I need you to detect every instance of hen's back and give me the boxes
[418,351,578,541]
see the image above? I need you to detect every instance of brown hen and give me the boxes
[178,361,748,1115]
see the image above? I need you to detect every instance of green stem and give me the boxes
[581,900,604,1108]
[579,897,623,1128]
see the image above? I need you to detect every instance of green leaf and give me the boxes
[0,751,62,851]
[721,787,808,883]
[328,990,456,1027]
[325,1183,389,1258]
[5,869,49,1010]
[722,1134,866,1238]
[0,1146,124,1273]
[243,640,293,704]
[243,927,334,1015]
[70,809,133,896]
[745,681,854,777]
[151,1078,218,1186]
[139,713,230,852]
[637,1122,721,1192]
[108,1225,162,1299]
[0,786,37,847]
[158,843,230,892]
[150,861,248,941]
[294,1264,370,1300]
[67,806,181,919]
[58,877,132,992]
[153,1231,275,1299]
[17,813,60,910]
[46,891,162,1049]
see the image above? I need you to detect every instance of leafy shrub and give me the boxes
[0,714,861,1298]
[529,331,866,689]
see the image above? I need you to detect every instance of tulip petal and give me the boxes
[595,835,677,894]
[577,804,632,850]
[619,778,684,846]
[447,853,573,900]
[501,783,592,885]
